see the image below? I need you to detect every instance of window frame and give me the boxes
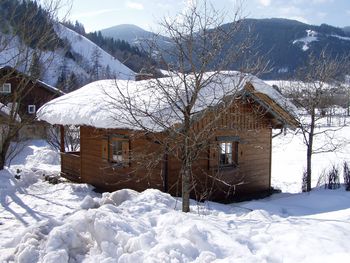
[105,135,130,167]
[218,141,238,168]
[28,104,36,114]
[0,83,11,94]
[209,136,239,169]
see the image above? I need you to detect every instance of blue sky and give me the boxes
[62,0,350,32]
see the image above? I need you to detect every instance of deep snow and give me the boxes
[1,121,350,262]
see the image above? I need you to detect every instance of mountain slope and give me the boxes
[100,24,173,51]
[226,18,350,78]
[0,0,135,91]
[56,24,135,80]
[100,19,350,79]
[0,23,135,90]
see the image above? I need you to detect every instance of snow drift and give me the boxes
[6,188,350,263]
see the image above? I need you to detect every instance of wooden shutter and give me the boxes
[209,142,218,168]
[122,140,130,167]
[101,138,108,160]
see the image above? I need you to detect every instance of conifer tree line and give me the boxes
[63,20,156,73]
[0,0,65,51]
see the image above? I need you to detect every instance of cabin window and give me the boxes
[219,141,238,167]
[111,140,123,162]
[28,105,36,114]
[209,136,239,169]
[0,83,11,94]
[107,136,129,167]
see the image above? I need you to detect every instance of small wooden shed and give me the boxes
[38,72,298,201]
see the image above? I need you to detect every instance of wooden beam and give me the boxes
[60,125,65,153]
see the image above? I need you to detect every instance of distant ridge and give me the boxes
[100,18,350,79]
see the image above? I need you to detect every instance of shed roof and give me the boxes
[37,71,298,130]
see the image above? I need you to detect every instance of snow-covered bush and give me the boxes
[343,162,350,191]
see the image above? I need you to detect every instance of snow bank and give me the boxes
[37,72,297,130]
[0,140,99,260]
[5,188,350,262]
[8,140,60,172]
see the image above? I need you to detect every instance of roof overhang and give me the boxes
[242,82,299,130]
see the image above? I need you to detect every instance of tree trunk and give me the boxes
[306,110,315,192]
[0,139,10,170]
[182,118,191,213]
[0,151,5,170]
[182,165,191,212]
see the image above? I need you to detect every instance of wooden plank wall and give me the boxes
[167,101,273,200]
[79,99,273,201]
[80,127,164,192]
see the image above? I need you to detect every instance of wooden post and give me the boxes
[60,125,65,153]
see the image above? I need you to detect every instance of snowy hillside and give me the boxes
[56,24,135,81]
[0,23,135,87]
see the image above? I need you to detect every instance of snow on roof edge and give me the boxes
[37,72,298,130]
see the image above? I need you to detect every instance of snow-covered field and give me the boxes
[1,124,350,262]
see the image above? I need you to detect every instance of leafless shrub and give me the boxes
[343,161,350,191]
[324,165,340,190]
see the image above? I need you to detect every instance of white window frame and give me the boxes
[28,105,36,114]
[0,83,11,94]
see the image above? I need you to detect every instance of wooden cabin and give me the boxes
[0,66,64,139]
[38,73,298,201]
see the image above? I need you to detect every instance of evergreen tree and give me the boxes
[29,51,42,79]
[90,47,102,80]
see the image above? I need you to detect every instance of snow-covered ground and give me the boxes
[1,122,350,262]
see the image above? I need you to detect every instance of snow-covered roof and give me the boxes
[0,102,21,122]
[37,71,298,130]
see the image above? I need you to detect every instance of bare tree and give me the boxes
[107,1,267,212]
[0,0,70,170]
[46,125,80,152]
[283,50,349,192]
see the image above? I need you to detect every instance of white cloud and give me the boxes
[258,0,272,6]
[126,1,144,10]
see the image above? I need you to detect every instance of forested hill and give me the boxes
[224,18,350,79]
[0,0,137,92]
[100,19,350,79]
[63,21,156,73]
